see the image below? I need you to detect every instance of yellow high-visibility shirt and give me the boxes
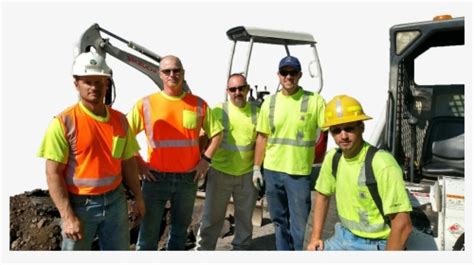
[316,142,412,239]
[211,101,259,176]
[256,88,325,175]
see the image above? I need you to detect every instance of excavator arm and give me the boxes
[77,23,190,104]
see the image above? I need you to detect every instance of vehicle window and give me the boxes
[414,46,467,85]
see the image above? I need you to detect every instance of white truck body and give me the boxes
[405,176,464,250]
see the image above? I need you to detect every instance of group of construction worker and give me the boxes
[38,50,413,251]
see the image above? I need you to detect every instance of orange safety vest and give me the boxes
[141,92,205,172]
[57,104,129,195]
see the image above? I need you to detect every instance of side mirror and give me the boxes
[308,60,320,79]
[308,60,323,94]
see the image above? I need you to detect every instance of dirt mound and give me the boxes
[9,189,153,250]
[10,189,62,250]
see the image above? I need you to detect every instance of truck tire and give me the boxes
[452,233,464,251]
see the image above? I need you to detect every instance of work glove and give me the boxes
[252,165,265,195]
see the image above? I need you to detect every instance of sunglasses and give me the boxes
[329,125,357,135]
[279,69,300,77]
[227,84,249,93]
[160,68,182,75]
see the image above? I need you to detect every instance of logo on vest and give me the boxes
[90,59,97,65]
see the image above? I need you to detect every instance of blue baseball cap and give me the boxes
[278,56,301,72]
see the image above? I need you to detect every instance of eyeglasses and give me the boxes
[279,69,300,77]
[160,68,182,75]
[227,84,249,93]
[329,125,357,135]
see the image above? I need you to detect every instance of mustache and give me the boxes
[337,140,351,144]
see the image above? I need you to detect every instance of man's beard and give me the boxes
[233,96,246,107]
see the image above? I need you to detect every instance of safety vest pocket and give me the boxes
[299,113,314,131]
[183,110,197,129]
[111,136,126,159]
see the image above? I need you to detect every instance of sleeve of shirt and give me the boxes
[121,124,140,160]
[203,103,223,138]
[37,118,69,164]
[255,100,271,135]
[255,105,261,117]
[315,93,327,130]
[373,151,413,215]
[315,149,337,196]
[211,104,224,128]
[126,100,145,136]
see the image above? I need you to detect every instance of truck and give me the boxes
[371,14,465,250]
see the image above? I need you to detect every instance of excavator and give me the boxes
[77,24,329,227]
[225,25,328,166]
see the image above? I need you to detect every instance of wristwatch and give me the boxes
[201,154,212,164]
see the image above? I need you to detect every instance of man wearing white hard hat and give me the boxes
[37,51,145,250]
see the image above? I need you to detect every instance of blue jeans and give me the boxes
[264,169,311,250]
[325,223,387,250]
[136,171,197,250]
[61,184,130,250]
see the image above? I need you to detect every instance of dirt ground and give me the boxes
[8,189,237,251]
[9,189,143,250]
[9,189,337,251]
[9,189,62,250]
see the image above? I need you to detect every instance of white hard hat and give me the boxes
[72,52,112,77]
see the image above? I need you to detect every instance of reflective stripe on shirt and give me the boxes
[339,215,387,234]
[337,158,389,236]
[220,102,257,151]
[268,90,311,146]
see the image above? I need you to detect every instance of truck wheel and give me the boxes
[452,233,464,251]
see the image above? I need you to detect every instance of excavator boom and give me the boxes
[77,23,190,95]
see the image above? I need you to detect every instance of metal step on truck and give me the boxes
[370,15,465,250]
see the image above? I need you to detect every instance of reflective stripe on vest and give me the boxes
[60,111,122,189]
[153,139,199,147]
[62,114,78,184]
[220,102,257,151]
[268,90,312,147]
[142,95,203,149]
[65,175,119,187]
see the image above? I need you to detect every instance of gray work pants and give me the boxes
[196,168,258,250]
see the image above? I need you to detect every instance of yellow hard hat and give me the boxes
[322,95,372,128]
